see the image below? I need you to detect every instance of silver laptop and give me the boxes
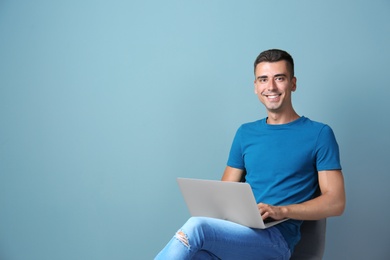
[177,178,287,229]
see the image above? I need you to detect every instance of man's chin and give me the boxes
[265,105,282,112]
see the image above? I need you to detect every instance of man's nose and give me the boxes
[268,80,277,91]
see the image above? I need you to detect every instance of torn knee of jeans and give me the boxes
[175,230,190,249]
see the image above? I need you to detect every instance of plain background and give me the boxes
[1,1,389,259]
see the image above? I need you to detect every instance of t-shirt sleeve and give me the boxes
[316,125,342,171]
[227,126,245,169]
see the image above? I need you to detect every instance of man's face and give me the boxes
[254,60,297,113]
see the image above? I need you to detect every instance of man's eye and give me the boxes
[259,78,268,83]
[275,77,284,81]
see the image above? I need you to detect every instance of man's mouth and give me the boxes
[263,93,281,100]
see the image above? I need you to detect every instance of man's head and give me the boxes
[253,49,297,117]
[254,49,294,78]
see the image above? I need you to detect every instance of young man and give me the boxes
[155,49,346,259]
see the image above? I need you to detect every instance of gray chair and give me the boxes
[290,218,327,260]
[291,184,326,260]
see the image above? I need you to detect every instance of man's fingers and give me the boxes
[258,203,273,219]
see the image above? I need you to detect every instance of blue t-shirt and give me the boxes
[227,116,341,251]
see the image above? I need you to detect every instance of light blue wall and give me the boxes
[1,1,389,259]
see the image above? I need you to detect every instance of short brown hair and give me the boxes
[254,49,294,77]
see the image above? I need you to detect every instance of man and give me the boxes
[155,49,346,259]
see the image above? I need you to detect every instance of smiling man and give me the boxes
[155,49,346,260]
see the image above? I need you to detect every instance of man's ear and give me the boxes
[291,77,297,92]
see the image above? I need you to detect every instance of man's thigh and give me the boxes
[183,217,290,260]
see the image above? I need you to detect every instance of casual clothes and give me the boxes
[227,116,341,251]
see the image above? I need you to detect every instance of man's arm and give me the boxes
[221,166,245,182]
[259,170,346,221]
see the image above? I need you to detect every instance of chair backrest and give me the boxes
[290,218,327,260]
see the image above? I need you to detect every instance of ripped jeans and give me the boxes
[155,217,291,260]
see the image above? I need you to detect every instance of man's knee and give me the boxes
[175,230,190,249]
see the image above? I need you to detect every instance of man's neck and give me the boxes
[266,111,300,125]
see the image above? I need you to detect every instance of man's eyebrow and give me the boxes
[257,74,287,80]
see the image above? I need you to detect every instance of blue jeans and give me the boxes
[155,217,291,260]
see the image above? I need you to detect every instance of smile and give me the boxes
[263,93,281,99]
